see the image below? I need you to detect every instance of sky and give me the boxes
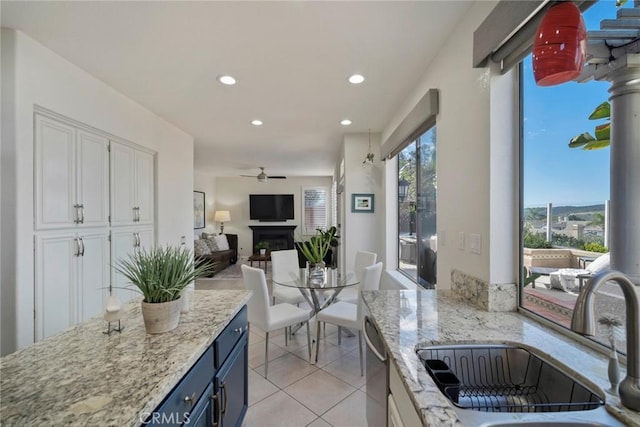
[522,1,620,208]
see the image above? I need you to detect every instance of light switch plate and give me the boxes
[470,233,481,255]
[458,231,465,250]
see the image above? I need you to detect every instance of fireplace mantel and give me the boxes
[249,225,297,252]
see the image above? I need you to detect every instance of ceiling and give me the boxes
[1,1,473,178]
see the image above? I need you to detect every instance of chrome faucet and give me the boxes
[571,269,640,411]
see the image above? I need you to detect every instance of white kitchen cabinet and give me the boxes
[35,230,110,340]
[35,115,109,230]
[389,361,423,427]
[110,141,154,226]
[111,226,154,302]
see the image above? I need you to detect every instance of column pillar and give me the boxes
[608,66,640,284]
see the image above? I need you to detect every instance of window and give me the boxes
[301,186,328,235]
[398,127,437,288]
[520,1,630,354]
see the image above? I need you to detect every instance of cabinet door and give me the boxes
[111,229,139,303]
[35,115,76,229]
[77,231,110,322]
[35,233,78,340]
[137,227,155,252]
[135,150,154,224]
[76,130,109,228]
[185,383,213,427]
[110,141,135,226]
[214,333,248,427]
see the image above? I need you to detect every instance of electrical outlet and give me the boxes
[458,232,465,250]
[470,233,481,255]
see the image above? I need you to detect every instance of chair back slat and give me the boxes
[241,264,271,329]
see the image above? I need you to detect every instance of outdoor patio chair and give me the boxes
[548,253,610,293]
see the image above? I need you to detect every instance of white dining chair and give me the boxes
[316,262,383,375]
[241,264,311,378]
[270,249,308,306]
[337,250,378,304]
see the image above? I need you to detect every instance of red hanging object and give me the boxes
[532,1,587,86]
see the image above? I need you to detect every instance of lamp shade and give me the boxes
[214,210,231,222]
[532,1,586,87]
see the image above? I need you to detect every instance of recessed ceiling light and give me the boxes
[251,119,263,126]
[348,74,365,84]
[217,75,237,85]
[341,119,352,126]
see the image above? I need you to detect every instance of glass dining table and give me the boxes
[273,268,359,363]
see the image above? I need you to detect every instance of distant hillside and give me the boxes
[524,204,605,219]
[551,204,605,216]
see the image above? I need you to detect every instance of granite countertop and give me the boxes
[0,290,251,427]
[362,289,640,427]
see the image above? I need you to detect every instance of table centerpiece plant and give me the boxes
[115,245,214,334]
[296,226,339,284]
[255,240,270,256]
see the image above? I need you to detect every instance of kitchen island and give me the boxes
[362,289,640,426]
[0,290,251,426]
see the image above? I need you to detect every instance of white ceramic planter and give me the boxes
[140,298,182,334]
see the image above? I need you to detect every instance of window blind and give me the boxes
[302,187,328,235]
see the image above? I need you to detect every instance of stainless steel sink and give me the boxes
[416,344,626,426]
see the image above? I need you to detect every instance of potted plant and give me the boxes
[115,245,213,334]
[296,227,338,284]
[255,240,270,256]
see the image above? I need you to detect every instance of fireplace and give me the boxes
[249,225,297,253]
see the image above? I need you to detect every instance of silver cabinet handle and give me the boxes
[136,207,141,222]
[73,204,81,224]
[221,382,228,415]
[74,238,81,257]
[212,391,222,427]
[78,204,85,224]
[363,316,386,363]
[183,392,196,407]
[137,233,141,248]
[79,237,85,256]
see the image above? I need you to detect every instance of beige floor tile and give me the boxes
[306,417,333,427]
[323,328,361,352]
[321,348,366,389]
[321,389,367,427]
[248,338,288,369]
[243,391,317,427]
[284,370,357,416]
[253,353,318,389]
[292,338,347,368]
[248,368,279,406]
[270,325,312,352]
[249,330,264,345]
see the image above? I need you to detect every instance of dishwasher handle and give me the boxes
[363,316,386,363]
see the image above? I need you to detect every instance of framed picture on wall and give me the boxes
[351,193,374,213]
[194,191,205,229]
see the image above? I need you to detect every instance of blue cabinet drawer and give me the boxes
[215,306,248,368]
[147,346,214,426]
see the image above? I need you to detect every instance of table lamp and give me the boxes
[214,210,231,234]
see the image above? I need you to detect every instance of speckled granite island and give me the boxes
[362,289,640,427]
[0,290,251,426]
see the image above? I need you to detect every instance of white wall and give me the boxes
[342,133,384,272]
[1,29,195,355]
[214,176,333,258]
[194,171,217,238]
[382,1,501,288]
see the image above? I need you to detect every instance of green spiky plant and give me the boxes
[116,246,214,303]
[296,227,338,264]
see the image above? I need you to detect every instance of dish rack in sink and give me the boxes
[416,344,604,413]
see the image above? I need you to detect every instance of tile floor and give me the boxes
[197,277,370,427]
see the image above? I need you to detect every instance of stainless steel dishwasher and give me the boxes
[364,315,387,427]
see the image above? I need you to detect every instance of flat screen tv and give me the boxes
[250,194,294,221]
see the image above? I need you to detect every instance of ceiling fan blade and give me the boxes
[269,176,287,179]
[240,175,256,177]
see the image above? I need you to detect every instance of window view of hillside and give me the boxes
[521,1,629,354]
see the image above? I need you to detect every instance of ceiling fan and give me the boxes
[240,167,287,183]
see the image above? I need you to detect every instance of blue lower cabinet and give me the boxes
[144,306,248,427]
[213,331,248,427]
[184,383,213,427]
